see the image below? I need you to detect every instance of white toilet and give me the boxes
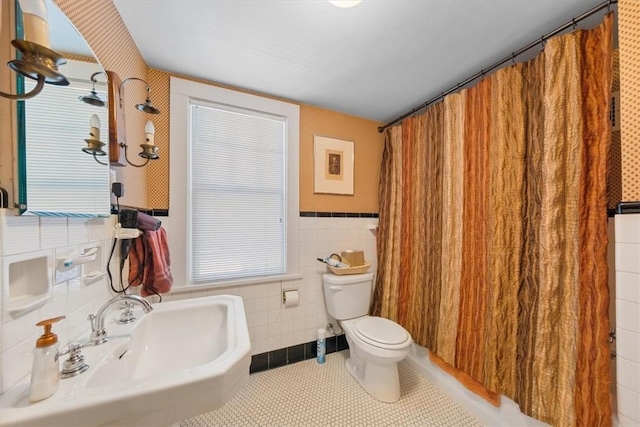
[323,272,413,403]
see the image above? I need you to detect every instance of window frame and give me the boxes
[169,77,300,289]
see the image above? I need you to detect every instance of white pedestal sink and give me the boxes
[0,295,251,427]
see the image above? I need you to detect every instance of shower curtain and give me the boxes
[372,14,613,427]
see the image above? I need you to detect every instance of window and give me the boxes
[170,78,300,287]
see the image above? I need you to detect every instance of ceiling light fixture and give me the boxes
[328,0,363,8]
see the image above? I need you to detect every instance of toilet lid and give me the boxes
[353,317,410,346]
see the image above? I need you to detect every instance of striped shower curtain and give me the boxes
[372,14,613,427]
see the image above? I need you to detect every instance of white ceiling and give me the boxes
[109,0,612,124]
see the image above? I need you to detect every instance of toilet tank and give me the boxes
[323,272,375,320]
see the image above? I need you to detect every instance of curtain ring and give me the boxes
[607,0,611,12]
[572,18,577,31]
[511,53,516,65]
[540,36,546,51]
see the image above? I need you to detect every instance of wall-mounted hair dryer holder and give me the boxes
[114,223,140,240]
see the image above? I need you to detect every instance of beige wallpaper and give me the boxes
[609,49,622,209]
[37,0,630,211]
[54,0,150,209]
[147,68,385,212]
[41,0,387,213]
[619,0,640,202]
[299,105,383,213]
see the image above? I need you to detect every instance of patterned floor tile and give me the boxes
[181,350,482,427]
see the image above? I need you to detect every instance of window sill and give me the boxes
[168,273,303,295]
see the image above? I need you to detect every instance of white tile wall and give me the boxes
[0,211,40,257]
[615,213,640,426]
[0,210,116,393]
[617,272,640,304]
[0,210,377,396]
[160,214,378,356]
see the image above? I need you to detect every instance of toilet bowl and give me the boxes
[340,315,412,402]
[322,273,413,403]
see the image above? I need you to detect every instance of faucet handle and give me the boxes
[60,343,90,379]
[116,302,137,325]
[87,313,97,331]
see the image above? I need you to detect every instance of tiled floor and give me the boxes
[181,350,482,427]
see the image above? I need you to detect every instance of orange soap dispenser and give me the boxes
[30,316,65,402]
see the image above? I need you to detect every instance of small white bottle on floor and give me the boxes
[30,316,65,403]
[317,328,326,364]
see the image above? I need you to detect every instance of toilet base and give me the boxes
[345,354,401,403]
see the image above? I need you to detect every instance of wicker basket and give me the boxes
[327,262,371,275]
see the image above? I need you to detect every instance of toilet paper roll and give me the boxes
[282,290,299,308]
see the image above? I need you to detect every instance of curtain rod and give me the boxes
[378,0,617,133]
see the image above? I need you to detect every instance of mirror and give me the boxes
[1,0,110,217]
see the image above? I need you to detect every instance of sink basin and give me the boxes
[0,295,251,427]
[87,297,231,388]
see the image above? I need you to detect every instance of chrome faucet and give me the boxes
[89,294,153,345]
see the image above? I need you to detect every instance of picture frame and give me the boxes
[313,135,354,195]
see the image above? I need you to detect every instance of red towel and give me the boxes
[128,227,173,296]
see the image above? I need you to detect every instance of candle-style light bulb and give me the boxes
[89,114,100,141]
[18,0,50,48]
[145,120,155,146]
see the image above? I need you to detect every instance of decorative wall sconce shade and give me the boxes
[119,120,159,167]
[78,71,106,107]
[1,0,69,100]
[118,77,161,115]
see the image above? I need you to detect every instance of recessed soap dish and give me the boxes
[1,249,53,321]
[82,270,106,285]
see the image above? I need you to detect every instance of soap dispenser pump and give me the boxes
[30,316,65,403]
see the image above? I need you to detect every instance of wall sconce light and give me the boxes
[78,71,107,107]
[119,120,159,167]
[0,0,69,100]
[118,77,161,114]
[82,114,108,165]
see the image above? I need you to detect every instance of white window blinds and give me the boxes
[23,77,110,217]
[190,102,286,283]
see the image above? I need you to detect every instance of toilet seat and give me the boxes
[352,316,410,350]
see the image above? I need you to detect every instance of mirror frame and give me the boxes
[11,0,112,216]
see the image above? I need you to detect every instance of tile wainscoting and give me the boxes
[158,212,378,357]
[614,210,640,426]
[0,212,119,393]
[0,210,377,395]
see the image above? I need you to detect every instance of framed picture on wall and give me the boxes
[313,135,354,195]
